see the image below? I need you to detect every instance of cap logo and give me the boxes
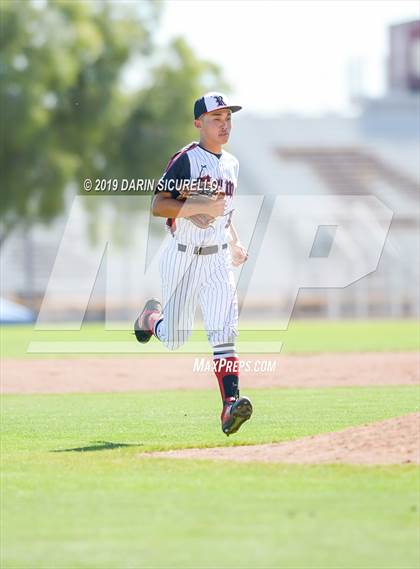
[213,95,226,107]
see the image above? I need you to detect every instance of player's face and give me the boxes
[197,109,232,145]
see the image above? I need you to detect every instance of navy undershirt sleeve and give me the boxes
[155,153,191,199]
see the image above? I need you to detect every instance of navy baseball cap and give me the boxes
[194,92,242,119]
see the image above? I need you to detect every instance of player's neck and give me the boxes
[199,138,222,156]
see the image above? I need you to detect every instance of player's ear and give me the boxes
[194,118,202,130]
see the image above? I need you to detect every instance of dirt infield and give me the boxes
[3,353,418,466]
[144,413,420,465]
[1,352,418,394]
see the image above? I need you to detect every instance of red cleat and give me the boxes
[221,396,253,436]
[134,298,162,344]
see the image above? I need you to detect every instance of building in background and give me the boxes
[388,19,420,94]
[231,19,419,319]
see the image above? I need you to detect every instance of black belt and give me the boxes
[177,243,228,255]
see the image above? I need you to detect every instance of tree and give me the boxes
[0,1,226,248]
[0,0,160,245]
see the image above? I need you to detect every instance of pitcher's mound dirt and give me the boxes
[144,413,420,465]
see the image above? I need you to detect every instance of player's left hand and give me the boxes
[229,242,248,267]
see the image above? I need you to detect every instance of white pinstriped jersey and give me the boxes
[155,142,239,246]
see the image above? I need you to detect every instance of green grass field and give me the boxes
[2,387,420,568]
[1,319,419,357]
[1,320,419,568]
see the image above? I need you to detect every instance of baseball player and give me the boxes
[134,92,252,436]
